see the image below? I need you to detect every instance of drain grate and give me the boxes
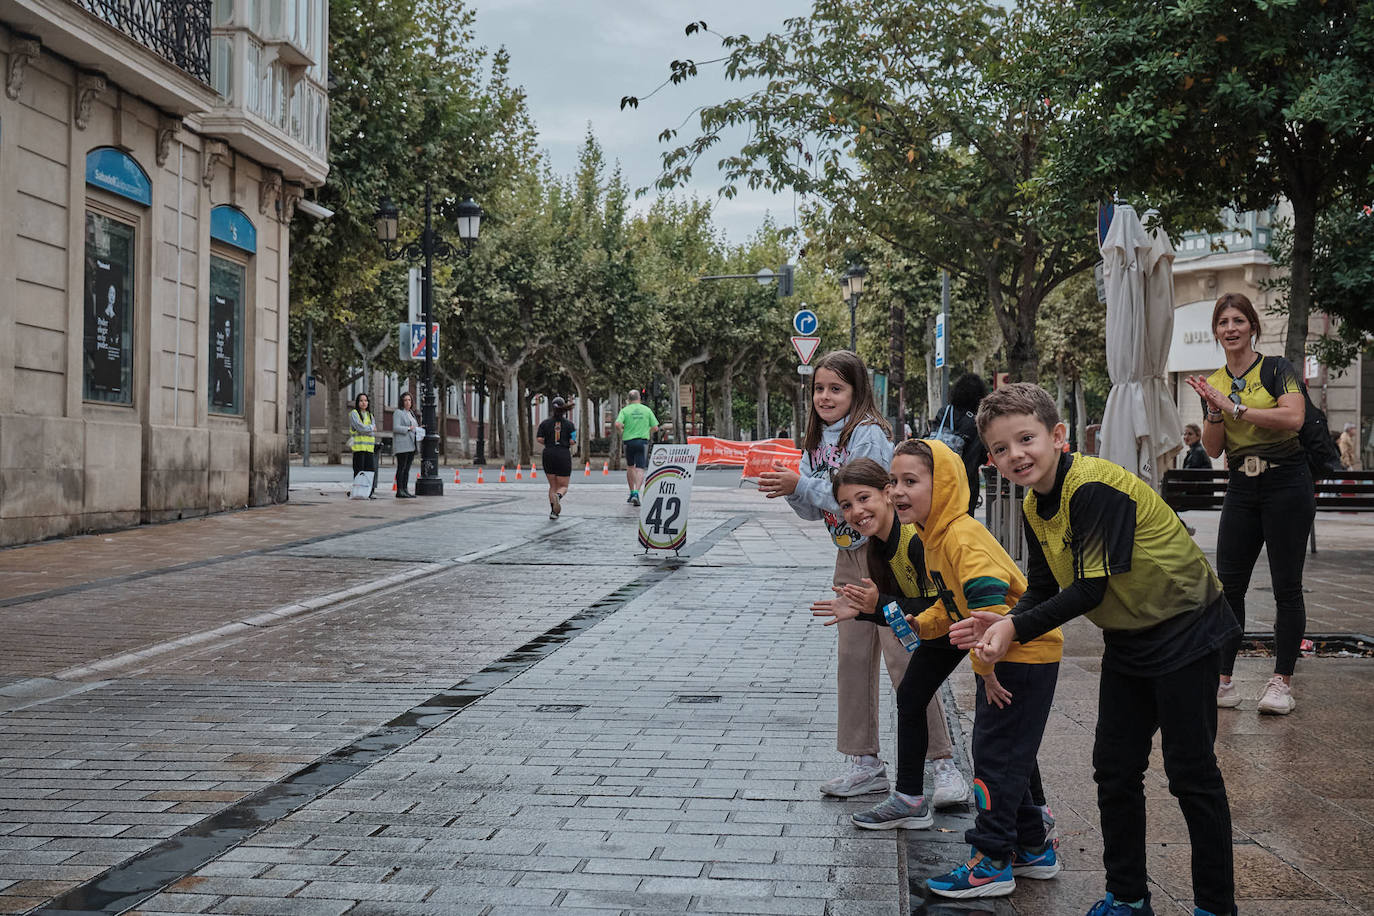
[534,704,585,713]
[675,694,721,704]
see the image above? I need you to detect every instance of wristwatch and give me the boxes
[1232,401,1248,419]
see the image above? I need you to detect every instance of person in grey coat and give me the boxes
[392,391,421,498]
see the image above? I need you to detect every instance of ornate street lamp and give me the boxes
[374,186,482,496]
[841,262,866,351]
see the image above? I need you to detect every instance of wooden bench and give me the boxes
[1161,468,1374,553]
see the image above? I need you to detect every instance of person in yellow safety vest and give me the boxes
[350,393,378,499]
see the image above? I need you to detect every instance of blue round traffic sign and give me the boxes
[793,308,818,335]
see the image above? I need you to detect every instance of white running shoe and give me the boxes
[820,756,889,797]
[1216,679,1241,708]
[931,757,969,808]
[1257,675,1295,715]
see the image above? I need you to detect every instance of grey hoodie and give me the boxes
[784,417,893,549]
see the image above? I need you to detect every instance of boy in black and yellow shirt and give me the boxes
[954,383,1238,916]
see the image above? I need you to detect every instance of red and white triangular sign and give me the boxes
[791,336,821,364]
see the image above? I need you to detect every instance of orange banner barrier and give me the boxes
[689,435,798,467]
[740,443,803,481]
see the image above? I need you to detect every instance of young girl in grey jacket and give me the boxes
[758,350,967,806]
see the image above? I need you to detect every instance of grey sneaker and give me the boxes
[1216,679,1241,709]
[852,793,933,830]
[931,758,969,808]
[820,756,889,797]
[631,494,641,507]
[1257,675,1295,715]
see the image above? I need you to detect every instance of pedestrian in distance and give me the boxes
[934,373,990,514]
[1181,423,1211,469]
[1184,292,1310,716]
[391,391,420,498]
[813,445,1062,900]
[952,382,1238,916]
[758,350,966,805]
[349,393,379,499]
[615,389,658,507]
[536,397,575,520]
[1338,421,1361,470]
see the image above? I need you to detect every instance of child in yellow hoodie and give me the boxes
[816,438,1064,900]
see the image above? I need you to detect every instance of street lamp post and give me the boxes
[840,262,866,351]
[375,185,481,496]
[474,368,487,466]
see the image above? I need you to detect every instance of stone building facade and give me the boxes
[0,0,328,544]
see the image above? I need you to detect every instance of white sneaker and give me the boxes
[1257,675,1295,715]
[931,757,969,808]
[820,756,889,797]
[1216,679,1241,709]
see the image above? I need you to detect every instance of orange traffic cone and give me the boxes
[477,468,484,484]
[499,466,508,482]
[514,464,523,480]
[530,465,538,480]
[454,468,461,484]
[584,461,591,477]
[391,480,397,491]
[602,460,609,476]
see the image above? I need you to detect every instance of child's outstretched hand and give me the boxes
[839,578,880,615]
[758,462,800,499]
[949,610,1004,650]
[982,672,1013,709]
[811,587,859,625]
[974,616,1017,665]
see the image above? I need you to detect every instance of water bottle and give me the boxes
[883,601,921,652]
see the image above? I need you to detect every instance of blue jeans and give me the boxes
[1216,461,1314,676]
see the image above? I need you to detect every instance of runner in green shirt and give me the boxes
[614,389,659,506]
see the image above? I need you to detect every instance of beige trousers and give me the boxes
[833,545,953,759]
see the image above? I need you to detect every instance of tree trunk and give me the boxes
[1284,193,1316,367]
[569,372,589,464]
[608,391,622,470]
[1055,364,1068,417]
[453,369,469,460]
[756,362,770,440]
[502,367,520,467]
[890,295,906,435]
[659,349,711,444]
[1074,375,1088,454]
[517,384,531,467]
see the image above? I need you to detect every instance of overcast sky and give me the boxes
[470,0,815,245]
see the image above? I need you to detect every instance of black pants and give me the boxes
[965,661,1057,860]
[1216,462,1314,676]
[894,638,967,797]
[1094,652,1234,913]
[395,451,414,492]
[352,450,377,496]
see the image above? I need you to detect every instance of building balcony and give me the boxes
[0,0,219,113]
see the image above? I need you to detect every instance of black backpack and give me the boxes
[1259,356,1343,482]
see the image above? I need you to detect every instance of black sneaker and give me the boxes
[626,493,635,503]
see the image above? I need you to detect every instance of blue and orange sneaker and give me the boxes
[926,847,1015,899]
[1012,841,1062,879]
[1086,892,1155,916]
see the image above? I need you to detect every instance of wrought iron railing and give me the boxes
[72,0,211,83]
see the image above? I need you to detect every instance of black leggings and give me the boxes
[395,451,414,491]
[894,638,967,797]
[1215,462,1314,677]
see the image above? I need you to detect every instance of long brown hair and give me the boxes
[1212,292,1262,342]
[802,350,892,454]
[831,457,902,601]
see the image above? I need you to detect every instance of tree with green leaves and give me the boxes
[1264,204,1374,373]
[1041,0,1374,367]
[289,0,522,460]
[633,1,1098,381]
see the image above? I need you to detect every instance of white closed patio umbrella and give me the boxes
[1098,205,1184,489]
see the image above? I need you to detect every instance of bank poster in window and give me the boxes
[210,293,237,410]
[85,257,128,399]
